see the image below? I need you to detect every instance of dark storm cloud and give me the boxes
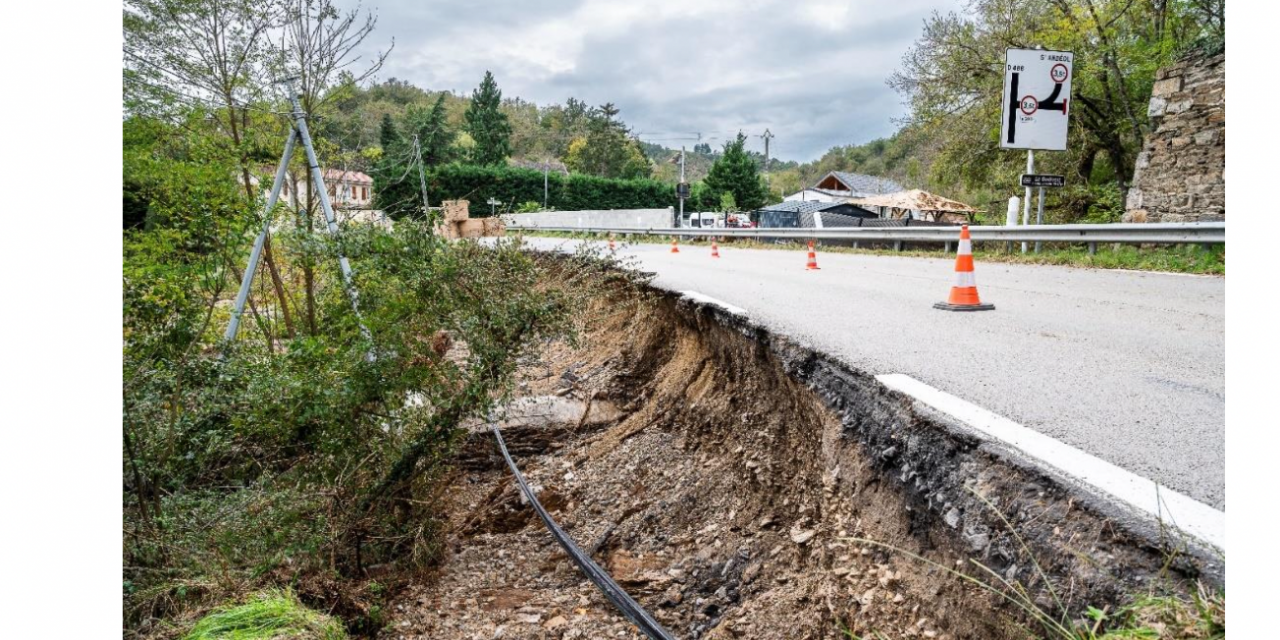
[341,0,955,161]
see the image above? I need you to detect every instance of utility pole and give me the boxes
[543,158,549,209]
[412,134,429,219]
[224,126,297,343]
[288,84,371,343]
[225,78,370,345]
[760,128,774,180]
[679,146,686,227]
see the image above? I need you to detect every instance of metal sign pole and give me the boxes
[224,126,299,343]
[1035,186,1045,252]
[1022,149,1034,254]
[285,80,372,343]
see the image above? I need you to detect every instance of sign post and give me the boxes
[1001,48,1073,253]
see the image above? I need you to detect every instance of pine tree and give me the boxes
[703,132,766,212]
[418,93,453,165]
[374,113,416,217]
[464,71,512,166]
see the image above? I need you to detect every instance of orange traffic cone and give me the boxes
[670,236,680,254]
[608,233,616,251]
[934,225,994,311]
[805,240,820,270]
[711,238,721,258]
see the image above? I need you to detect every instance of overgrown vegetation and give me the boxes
[124,216,583,634]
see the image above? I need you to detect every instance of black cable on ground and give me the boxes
[489,422,678,640]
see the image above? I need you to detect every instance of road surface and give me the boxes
[518,236,1226,510]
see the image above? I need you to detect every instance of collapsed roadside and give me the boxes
[382,253,1223,639]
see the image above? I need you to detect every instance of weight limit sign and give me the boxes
[1000,48,1074,151]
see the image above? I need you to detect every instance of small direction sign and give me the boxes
[1021,174,1065,188]
[676,182,691,199]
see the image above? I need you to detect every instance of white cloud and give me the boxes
[340,0,958,160]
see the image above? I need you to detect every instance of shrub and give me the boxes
[377,162,676,218]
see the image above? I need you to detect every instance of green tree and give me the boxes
[703,132,766,212]
[379,112,402,152]
[410,93,454,166]
[562,102,649,179]
[464,70,512,166]
[718,192,738,213]
[374,113,419,217]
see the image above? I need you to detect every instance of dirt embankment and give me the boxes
[380,283,1203,640]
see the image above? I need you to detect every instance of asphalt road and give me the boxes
[518,236,1226,509]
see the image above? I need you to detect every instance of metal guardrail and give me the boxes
[512,222,1225,245]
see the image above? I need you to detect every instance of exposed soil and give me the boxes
[379,280,1203,640]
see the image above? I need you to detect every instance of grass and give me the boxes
[515,230,1225,275]
[182,590,347,640]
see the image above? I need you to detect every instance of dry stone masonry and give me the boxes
[1124,49,1225,223]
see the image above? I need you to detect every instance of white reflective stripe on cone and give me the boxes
[954,271,976,288]
[958,239,972,254]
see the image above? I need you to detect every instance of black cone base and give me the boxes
[933,302,995,311]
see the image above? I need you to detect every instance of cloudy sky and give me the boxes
[339,0,959,162]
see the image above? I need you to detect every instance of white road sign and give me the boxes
[1000,48,1073,151]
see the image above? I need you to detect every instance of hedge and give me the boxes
[376,162,678,218]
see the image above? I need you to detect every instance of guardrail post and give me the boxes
[944,241,952,254]
[894,241,903,252]
[1088,242,1097,255]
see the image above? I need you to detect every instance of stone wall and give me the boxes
[1124,50,1225,222]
